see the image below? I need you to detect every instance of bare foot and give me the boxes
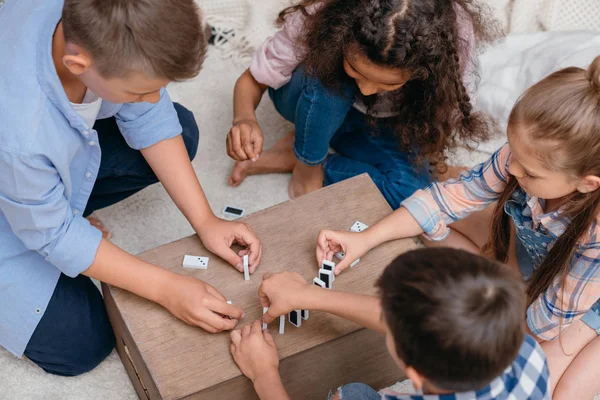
[288,162,324,199]
[228,131,296,187]
[87,216,112,240]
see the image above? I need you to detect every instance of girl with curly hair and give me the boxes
[226,0,496,208]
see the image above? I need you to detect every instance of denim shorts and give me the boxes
[328,383,381,400]
[516,238,600,334]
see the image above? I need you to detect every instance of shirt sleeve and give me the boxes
[249,8,308,89]
[115,88,182,150]
[528,244,600,340]
[0,150,102,277]
[401,143,511,241]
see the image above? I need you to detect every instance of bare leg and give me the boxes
[421,205,519,270]
[287,161,324,199]
[542,321,598,397]
[86,216,112,240]
[229,131,296,187]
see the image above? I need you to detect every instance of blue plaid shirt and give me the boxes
[0,0,182,357]
[382,336,550,400]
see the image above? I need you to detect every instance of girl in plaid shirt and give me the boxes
[317,56,600,399]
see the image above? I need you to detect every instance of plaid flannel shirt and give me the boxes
[382,335,550,400]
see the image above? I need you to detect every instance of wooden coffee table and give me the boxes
[102,174,417,400]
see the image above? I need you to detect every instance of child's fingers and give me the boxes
[334,256,353,275]
[249,243,263,274]
[250,131,264,161]
[262,307,279,324]
[226,132,236,160]
[231,126,248,160]
[230,329,242,346]
[250,320,263,336]
[241,323,252,339]
[263,329,275,346]
[209,297,244,320]
[240,125,255,160]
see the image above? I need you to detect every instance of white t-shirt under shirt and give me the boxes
[70,89,102,128]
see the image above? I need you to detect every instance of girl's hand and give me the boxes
[197,217,263,274]
[160,274,244,332]
[230,320,280,383]
[226,119,264,162]
[259,272,310,323]
[316,230,372,275]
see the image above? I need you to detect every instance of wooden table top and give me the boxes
[105,174,417,399]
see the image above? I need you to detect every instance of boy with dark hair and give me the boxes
[0,0,262,376]
[230,248,550,400]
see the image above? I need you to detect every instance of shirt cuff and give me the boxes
[401,190,451,241]
[45,216,103,278]
[116,89,183,150]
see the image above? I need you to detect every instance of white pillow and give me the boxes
[473,31,600,153]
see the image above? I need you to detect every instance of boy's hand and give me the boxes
[226,119,264,162]
[230,320,280,382]
[161,274,244,333]
[259,272,310,323]
[197,217,263,274]
[316,230,371,275]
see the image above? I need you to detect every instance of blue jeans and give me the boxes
[328,383,381,400]
[269,67,431,209]
[23,103,199,376]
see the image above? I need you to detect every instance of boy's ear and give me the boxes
[405,366,425,391]
[577,175,600,194]
[62,43,93,76]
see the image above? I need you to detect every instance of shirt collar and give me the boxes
[525,194,567,237]
[36,6,90,133]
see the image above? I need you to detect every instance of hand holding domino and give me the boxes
[194,217,263,274]
[258,272,311,324]
[316,221,370,275]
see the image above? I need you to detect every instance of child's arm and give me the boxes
[318,144,513,274]
[226,69,269,162]
[85,240,244,331]
[259,272,385,333]
[230,321,291,400]
[141,135,262,272]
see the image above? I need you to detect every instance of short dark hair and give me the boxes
[377,248,526,391]
[62,0,207,81]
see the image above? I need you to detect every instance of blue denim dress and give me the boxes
[507,188,600,334]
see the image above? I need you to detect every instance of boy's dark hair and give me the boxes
[62,0,207,81]
[278,0,501,177]
[377,248,526,392]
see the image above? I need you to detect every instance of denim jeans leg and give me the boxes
[24,274,115,376]
[328,383,381,400]
[84,103,199,216]
[269,66,356,166]
[324,110,431,209]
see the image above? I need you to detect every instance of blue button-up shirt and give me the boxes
[0,0,182,356]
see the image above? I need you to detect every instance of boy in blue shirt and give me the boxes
[231,248,550,400]
[0,0,262,376]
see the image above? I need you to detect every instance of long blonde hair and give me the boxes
[484,56,600,305]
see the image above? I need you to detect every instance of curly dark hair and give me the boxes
[278,0,500,174]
